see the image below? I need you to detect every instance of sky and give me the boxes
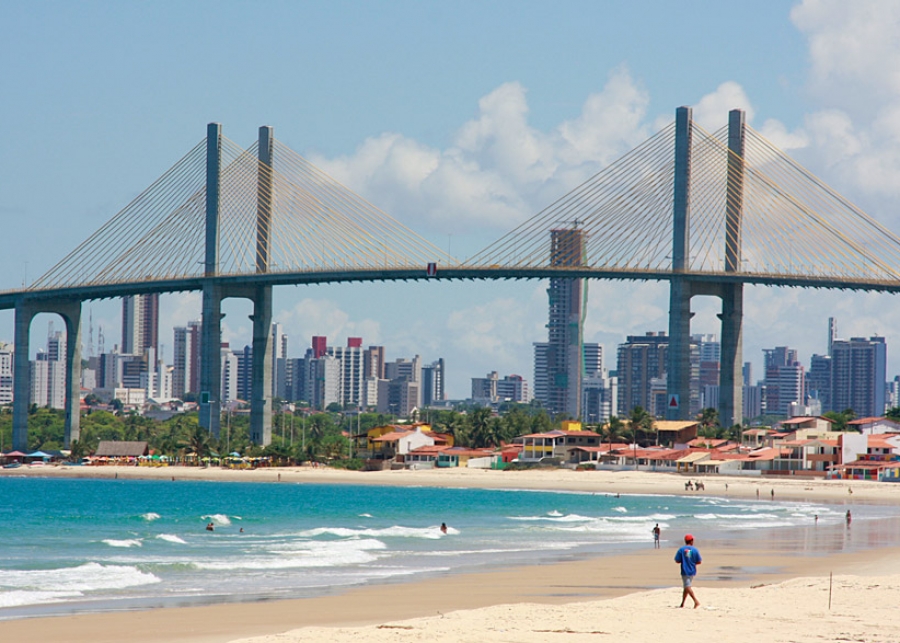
[4,0,900,399]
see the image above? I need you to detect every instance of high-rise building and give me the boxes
[172,321,201,399]
[582,372,614,424]
[420,359,445,406]
[364,346,385,380]
[327,341,365,407]
[497,374,529,403]
[305,354,341,410]
[831,336,887,417]
[235,345,252,402]
[471,371,499,403]
[535,228,587,418]
[616,332,702,418]
[807,354,832,412]
[271,323,287,399]
[311,336,327,359]
[122,294,159,356]
[220,343,238,404]
[763,347,801,416]
[30,331,66,409]
[0,342,13,405]
[583,343,603,376]
[616,332,669,416]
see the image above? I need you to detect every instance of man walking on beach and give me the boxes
[675,534,702,608]
[652,524,661,548]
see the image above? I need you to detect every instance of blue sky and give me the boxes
[3,1,900,399]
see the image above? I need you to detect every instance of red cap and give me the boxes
[684,534,694,543]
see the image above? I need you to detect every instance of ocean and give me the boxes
[0,476,893,620]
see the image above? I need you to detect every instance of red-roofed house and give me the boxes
[847,417,900,435]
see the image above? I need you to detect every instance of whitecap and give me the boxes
[141,512,161,521]
[156,533,187,544]
[103,538,143,548]
[203,514,231,526]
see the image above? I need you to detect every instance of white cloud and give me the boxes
[310,69,653,237]
[792,0,900,98]
[692,81,755,131]
[278,298,382,349]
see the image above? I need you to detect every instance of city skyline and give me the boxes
[8,303,895,422]
[5,2,900,399]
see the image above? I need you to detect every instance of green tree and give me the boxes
[628,406,654,446]
[697,408,719,436]
[824,408,856,432]
[602,416,625,451]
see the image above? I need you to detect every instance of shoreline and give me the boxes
[1,462,889,505]
[1,465,898,642]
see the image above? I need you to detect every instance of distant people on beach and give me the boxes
[815,514,818,524]
[440,523,448,534]
[652,524,661,548]
[756,489,760,499]
[771,489,775,500]
[206,522,215,531]
[675,534,702,608]
[846,510,852,526]
[685,481,693,491]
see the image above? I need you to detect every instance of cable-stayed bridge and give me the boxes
[4,108,900,451]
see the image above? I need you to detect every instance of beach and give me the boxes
[2,465,899,642]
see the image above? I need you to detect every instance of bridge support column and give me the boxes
[718,283,743,428]
[718,108,746,428]
[199,283,223,437]
[200,122,222,437]
[667,106,693,421]
[250,285,273,445]
[12,301,35,452]
[13,298,83,451]
[250,125,274,446]
[667,280,693,420]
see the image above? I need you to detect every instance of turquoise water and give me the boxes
[0,476,892,619]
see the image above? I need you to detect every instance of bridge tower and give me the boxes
[666,107,745,428]
[198,123,275,444]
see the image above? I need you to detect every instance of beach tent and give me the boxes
[27,450,51,462]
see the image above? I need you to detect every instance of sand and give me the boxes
[3,464,900,643]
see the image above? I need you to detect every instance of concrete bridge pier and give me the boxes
[12,298,82,451]
[667,107,746,428]
[199,122,222,437]
[199,283,223,437]
[249,285,272,445]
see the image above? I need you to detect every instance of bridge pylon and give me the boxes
[198,123,276,445]
[666,107,745,428]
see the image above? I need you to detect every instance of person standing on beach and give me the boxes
[675,534,702,608]
[652,524,661,549]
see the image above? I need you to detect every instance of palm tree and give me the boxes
[469,407,494,447]
[602,416,625,451]
[628,406,654,446]
[698,408,719,435]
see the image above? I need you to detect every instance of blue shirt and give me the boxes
[675,545,701,576]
